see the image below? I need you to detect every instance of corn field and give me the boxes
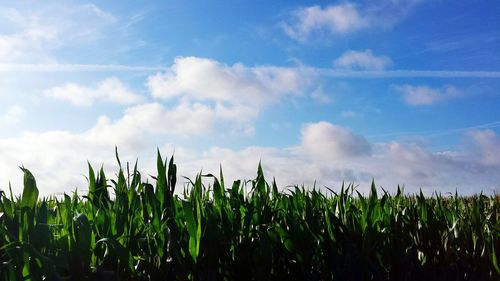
[1,151,499,281]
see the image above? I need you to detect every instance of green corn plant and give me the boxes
[0,150,499,281]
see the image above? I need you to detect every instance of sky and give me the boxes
[1,0,500,196]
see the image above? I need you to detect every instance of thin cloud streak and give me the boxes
[314,69,500,78]
[0,63,168,72]
[1,63,499,78]
[367,121,500,139]
[0,63,500,78]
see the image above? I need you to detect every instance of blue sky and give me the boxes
[1,0,500,195]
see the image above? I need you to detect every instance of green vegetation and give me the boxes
[1,150,499,280]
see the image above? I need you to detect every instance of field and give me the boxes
[1,151,499,280]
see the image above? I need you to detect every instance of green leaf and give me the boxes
[492,241,500,274]
[73,213,92,268]
[20,167,38,209]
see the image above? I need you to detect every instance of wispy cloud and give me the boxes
[281,0,423,42]
[0,7,57,62]
[341,111,359,118]
[0,63,167,72]
[310,86,333,104]
[2,62,500,79]
[281,3,368,42]
[314,69,500,78]
[334,49,391,71]
[367,121,500,139]
[394,84,461,105]
[0,3,118,63]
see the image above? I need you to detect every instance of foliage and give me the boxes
[0,150,499,280]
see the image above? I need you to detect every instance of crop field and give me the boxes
[0,151,499,281]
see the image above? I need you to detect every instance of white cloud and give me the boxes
[0,132,125,196]
[310,86,332,103]
[300,121,371,160]
[1,105,25,124]
[179,123,500,195]
[147,56,307,106]
[281,4,368,42]
[281,1,422,42]
[334,49,391,71]
[380,142,442,183]
[0,97,258,195]
[26,56,314,160]
[145,56,314,134]
[467,130,500,166]
[394,84,462,105]
[89,102,257,137]
[1,119,499,196]
[44,77,142,106]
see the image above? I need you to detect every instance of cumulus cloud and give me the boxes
[334,50,391,71]
[147,56,307,106]
[44,77,142,106]
[394,84,462,105]
[281,1,422,42]
[144,56,314,134]
[300,121,371,160]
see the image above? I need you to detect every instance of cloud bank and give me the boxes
[1,118,499,196]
